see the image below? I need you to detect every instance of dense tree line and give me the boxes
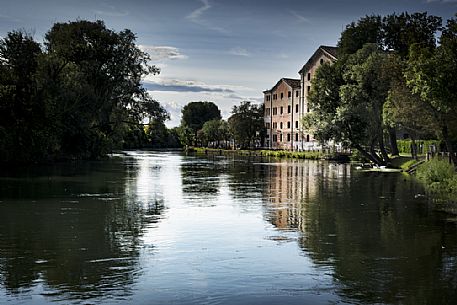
[178,100,265,149]
[0,20,170,163]
[304,12,457,165]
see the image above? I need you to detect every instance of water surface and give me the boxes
[0,151,456,304]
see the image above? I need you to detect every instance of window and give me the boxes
[295,104,299,113]
[273,107,277,115]
[266,134,269,139]
[296,91,299,97]
[266,122,271,129]
[280,107,283,114]
[295,121,298,128]
[280,92,284,99]
[266,95,270,101]
[273,134,277,142]
[288,91,291,98]
[306,134,310,142]
[295,133,298,141]
[273,122,277,129]
[307,73,311,81]
[287,134,291,142]
[280,134,283,142]
[320,58,324,65]
[280,122,283,129]
[287,105,291,113]
[273,94,277,100]
[307,86,311,93]
[287,121,291,128]
[265,108,270,116]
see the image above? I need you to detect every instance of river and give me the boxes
[0,151,456,304]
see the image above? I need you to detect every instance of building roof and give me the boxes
[298,45,338,74]
[263,77,301,93]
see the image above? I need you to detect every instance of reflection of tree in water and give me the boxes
[0,158,165,302]
[180,158,223,196]
[264,162,457,304]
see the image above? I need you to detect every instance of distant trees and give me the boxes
[0,20,169,162]
[228,101,265,149]
[181,101,221,130]
[179,101,222,146]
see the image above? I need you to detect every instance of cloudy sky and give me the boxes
[1,0,456,126]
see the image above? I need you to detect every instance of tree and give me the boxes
[305,44,393,166]
[338,15,383,56]
[382,12,442,58]
[202,119,223,147]
[0,31,52,161]
[336,12,443,157]
[228,101,265,149]
[180,101,221,146]
[383,54,437,158]
[405,15,457,163]
[0,20,169,163]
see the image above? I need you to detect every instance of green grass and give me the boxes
[416,158,457,201]
[190,147,325,160]
[389,156,421,170]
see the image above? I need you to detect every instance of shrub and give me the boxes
[416,158,457,197]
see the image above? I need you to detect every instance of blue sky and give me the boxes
[1,0,456,126]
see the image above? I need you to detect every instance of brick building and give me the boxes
[263,78,301,150]
[264,45,337,150]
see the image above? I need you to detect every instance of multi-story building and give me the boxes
[263,78,301,150]
[264,45,337,151]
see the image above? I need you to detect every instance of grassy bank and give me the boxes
[190,147,327,160]
[412,158,457,214]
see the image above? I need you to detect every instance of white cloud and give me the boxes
[139,45,188,61]
[228,47,250,57]
[290,11,311,24]
[187,0,211,23]
[186,0,229,34]
[143,77,248,93]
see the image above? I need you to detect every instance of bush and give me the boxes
[416,158,457,196]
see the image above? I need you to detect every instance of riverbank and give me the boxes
[189,147,351,162]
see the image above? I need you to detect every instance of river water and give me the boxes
[0,151,456,305]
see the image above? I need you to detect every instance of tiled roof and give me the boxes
[298,45,338,74]
[264,78,300,93]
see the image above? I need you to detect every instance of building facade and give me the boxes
[264,45,337,151]
[263,78,301,150]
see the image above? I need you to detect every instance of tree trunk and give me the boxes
[378,136,391,166]
[388,127,399,156]
[354,144,383,166]
[442,124,456,164]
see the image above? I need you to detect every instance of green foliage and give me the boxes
[405,15,457,162]
[228,101,265,149]
[181,101,221,133]
[338,15,383,56]
[416,158,457,197]
[0,21,170,162]
[396,140,438,154]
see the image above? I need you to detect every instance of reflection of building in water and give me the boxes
[265,160,351,231]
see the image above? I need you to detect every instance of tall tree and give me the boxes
[181,101,221,146]
[382,12,442,58]
[42,20,165,158]
[405,15,457,163]
[304,44,392,166]
[338,15,383,56]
